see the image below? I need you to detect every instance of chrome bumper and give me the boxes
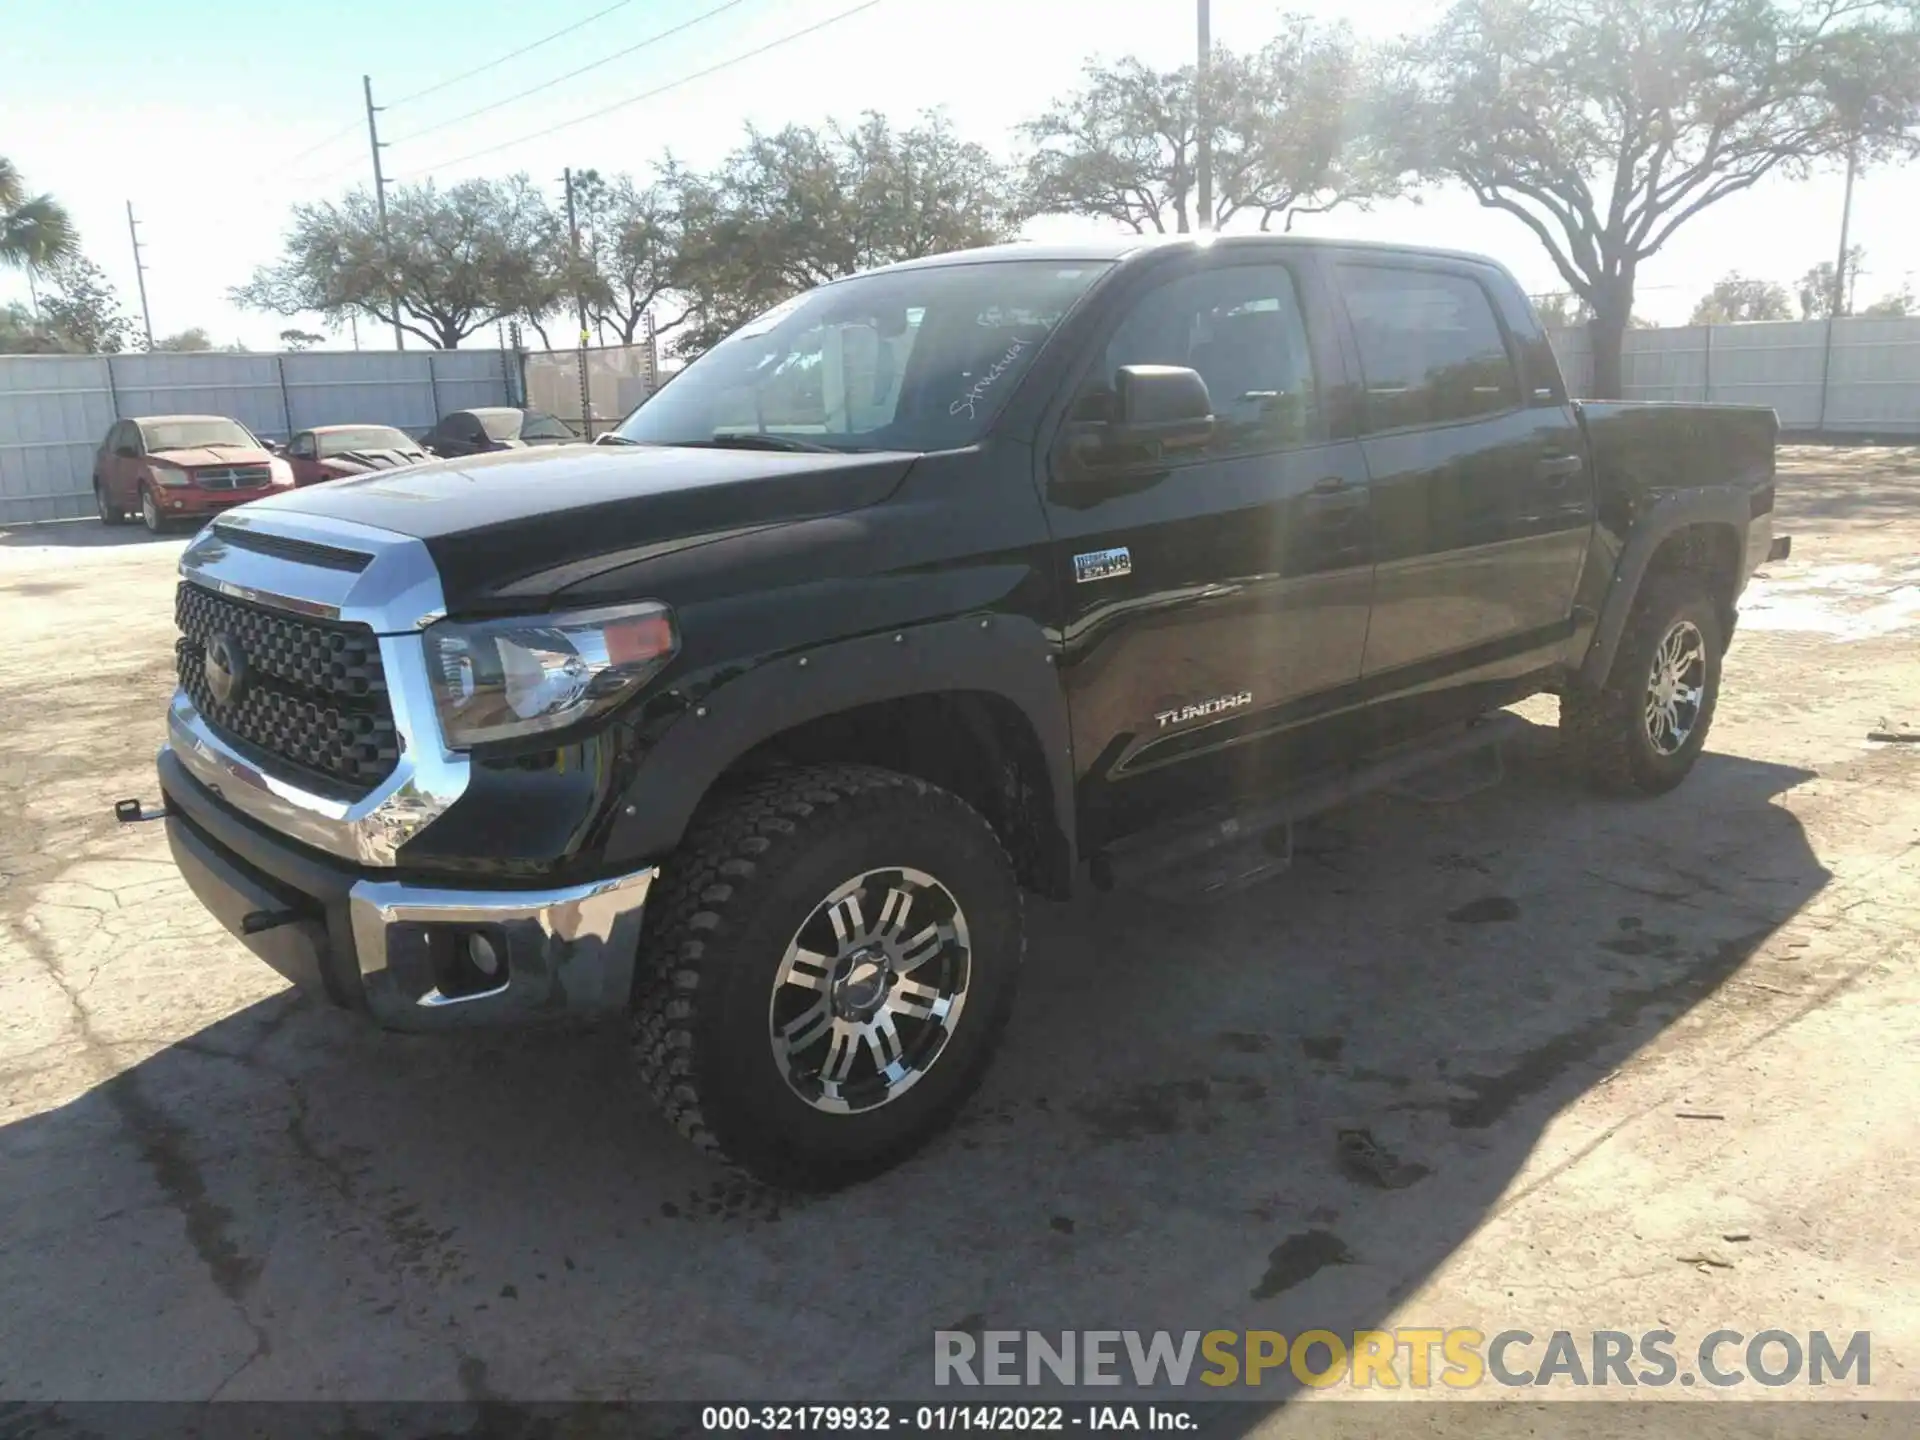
[348,867,655,1027]
[162,753,655,1030]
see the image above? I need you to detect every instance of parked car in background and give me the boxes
[94,415,293,533]
[283,424,431,486]
[419,407,574,458]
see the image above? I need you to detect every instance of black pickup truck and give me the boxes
[143,235,1784,1187]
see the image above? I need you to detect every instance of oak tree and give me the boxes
[1394,0,1920,396]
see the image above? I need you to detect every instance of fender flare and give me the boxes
[1578,487,1751,689]
[603,613,1075,868]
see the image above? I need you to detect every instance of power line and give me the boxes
[389,0,755,147]
[263,0,744,186]
[385,0,645,110]
[278,119,368,171]
[402,0,885,178]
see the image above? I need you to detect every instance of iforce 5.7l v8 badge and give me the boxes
[1074,547,1132,584]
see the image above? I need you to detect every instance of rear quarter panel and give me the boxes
[1568,401,1779,680]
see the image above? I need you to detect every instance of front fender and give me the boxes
[602,613,1075,868]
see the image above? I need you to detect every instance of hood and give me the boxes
[323,447,428,476]
[152,445,276,468]
[243,442,918,611]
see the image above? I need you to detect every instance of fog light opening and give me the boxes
[467,932,500,977]
[423,924,511,1000]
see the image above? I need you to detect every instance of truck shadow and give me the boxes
[0,725,1831,1414]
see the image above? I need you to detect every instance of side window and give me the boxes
[1338,265,1519,431]
[1089,264,1320,456]
[290,433,316,459]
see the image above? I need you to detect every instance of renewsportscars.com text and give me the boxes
[933,1328,1872,1390]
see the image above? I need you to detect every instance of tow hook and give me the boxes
[113,797,172,824]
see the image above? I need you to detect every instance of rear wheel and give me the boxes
[139,485,166,534]
[1562,573,1723,795]
[632,764,1023,1189]
[95,477,125,526]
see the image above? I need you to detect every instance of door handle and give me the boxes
[1536,454,1584,483]
[1309,475,1349,494]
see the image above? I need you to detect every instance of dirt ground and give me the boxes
[0,447,1916,1426]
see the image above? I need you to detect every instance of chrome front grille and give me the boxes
[195,465,273,490]
[175,583,400,795]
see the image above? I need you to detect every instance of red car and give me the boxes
[282,424,431,486]
[94,415,294,533]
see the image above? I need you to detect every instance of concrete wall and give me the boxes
[0,348,517,525]
[1545,317,1920,435]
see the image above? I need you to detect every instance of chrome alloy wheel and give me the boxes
[1645,619,1706,756]
[768,866,971,1115]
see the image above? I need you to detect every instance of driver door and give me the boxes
[1038,251,1374,843]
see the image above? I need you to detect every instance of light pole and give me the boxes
[1196,0,1213,231]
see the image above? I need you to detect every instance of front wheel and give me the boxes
[632,765,1023,1189]
[139,485,167,534]
[1561,573,1724,795]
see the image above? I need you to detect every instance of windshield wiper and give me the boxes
[593,433,643,445]
[675,433,841,454]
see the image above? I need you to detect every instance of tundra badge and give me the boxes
[1155,692,1253,729]
[1074,547,1132,583]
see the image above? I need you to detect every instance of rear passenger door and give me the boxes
[1040,252,1373,840]
[1336,260,1590,680]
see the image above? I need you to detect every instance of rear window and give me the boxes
[139,418,257,452]
[1339,266,1520,431]
[317,426,415,457]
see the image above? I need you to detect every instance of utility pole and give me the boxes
[125,201,155,350]
[1195,0,1213,232]
[1831,144,1858,319]
[563,167,593,438]
[364,75,405,351]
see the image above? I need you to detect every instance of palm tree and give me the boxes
[0,157,79,297]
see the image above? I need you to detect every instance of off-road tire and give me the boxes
[1562,573,1723,796]
[631,764,1023,1189]
[95,477,126,526]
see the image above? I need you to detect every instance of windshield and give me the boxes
[139,418,257,452]
[614,259,1111,453]
[317,426,416,458]
[516,411,572,440]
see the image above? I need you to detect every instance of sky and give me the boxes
[2,0,1914,350]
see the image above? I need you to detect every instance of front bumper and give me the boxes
[160,486,282,517]
[160,747,654,1030]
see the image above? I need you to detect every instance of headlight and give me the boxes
[268,457,295,486]
[150,462,190,488]
[424,602,678,748]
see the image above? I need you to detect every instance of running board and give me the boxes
[1091,713,1527,902]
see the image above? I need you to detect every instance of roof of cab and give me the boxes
[859,233,1510,277]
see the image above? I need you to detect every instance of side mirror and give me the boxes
[1068,366,1214,470]
[1112,366,1215,449]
